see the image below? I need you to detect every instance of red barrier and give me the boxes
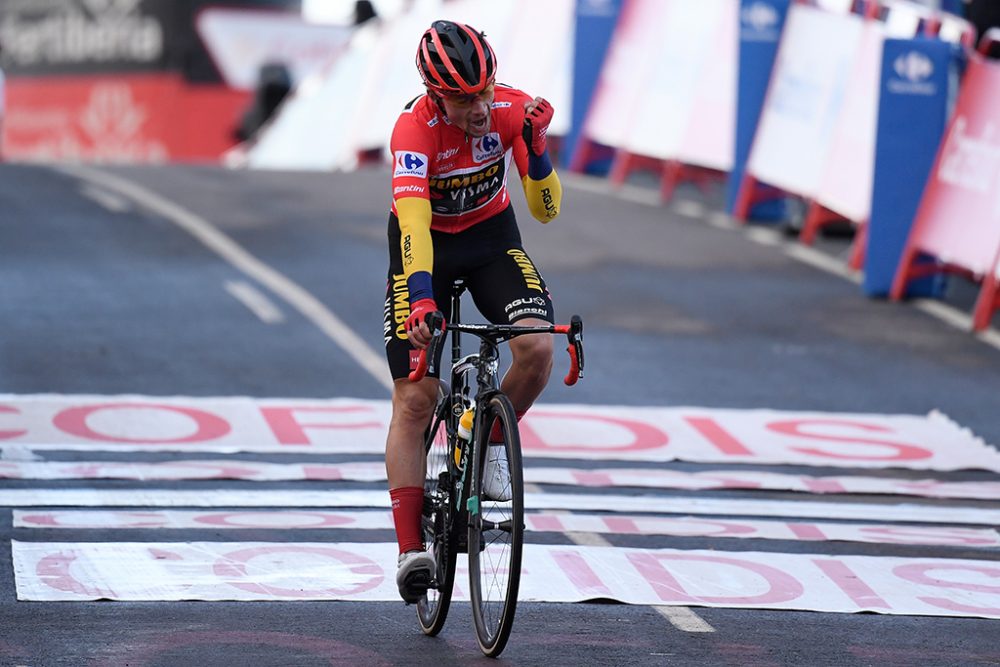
[890,36,1000,330]
[4,73,248,163]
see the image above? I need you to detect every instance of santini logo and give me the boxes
[894,52,933,82]
[742,2,779,32]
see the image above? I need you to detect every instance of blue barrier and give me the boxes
[726,0,791,219]
[565,0,623,171]
[863,37,958,297]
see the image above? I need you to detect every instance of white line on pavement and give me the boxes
[564,525,716,633]
[55,165,393,392]
[672,200,706,219]
[707,211,738,230]
[224,280,285,324]
[563,173,661,208]
[656,606,716,633]
[745,227,783,247]
[783,244,862,284]
[571,171,1000,348]
[79,184,131,213]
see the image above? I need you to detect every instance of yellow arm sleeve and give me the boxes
[396,196,434,279]
[521,170,562,223]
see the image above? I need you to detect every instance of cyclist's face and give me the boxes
[439,84,494,137]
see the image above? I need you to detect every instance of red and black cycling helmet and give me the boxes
[416,20,496,96]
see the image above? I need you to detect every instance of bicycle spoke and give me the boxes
[416,390,458,636]
[468,394,523,658]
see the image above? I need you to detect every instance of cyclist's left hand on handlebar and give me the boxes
[405,298,441,349]
[522,97,554,157]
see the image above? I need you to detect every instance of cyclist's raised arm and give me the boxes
[514,96,562,224]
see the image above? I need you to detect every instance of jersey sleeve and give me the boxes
[502,88,562,224]
[390,110,436,303]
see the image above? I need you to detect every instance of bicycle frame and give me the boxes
[413,279,584,655]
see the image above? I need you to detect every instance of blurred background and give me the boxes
[1,0,999,326]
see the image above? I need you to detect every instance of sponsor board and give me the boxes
[13,541,1000,618]
[1,395,996,471]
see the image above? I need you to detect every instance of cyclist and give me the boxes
[383,20,562,603]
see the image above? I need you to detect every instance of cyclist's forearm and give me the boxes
[396,196,435,302]
[521,154,561,223]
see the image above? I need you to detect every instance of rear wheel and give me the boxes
[416,387,458,635]
[468,393,523,657]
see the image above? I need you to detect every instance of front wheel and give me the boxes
[468,393,523,658]
[416,388,458,635]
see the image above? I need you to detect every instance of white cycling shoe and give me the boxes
[482,443,512,502]
[396,550,435,604]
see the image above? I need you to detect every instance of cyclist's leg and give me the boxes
[463,212,555,416]
[384,213,456,601]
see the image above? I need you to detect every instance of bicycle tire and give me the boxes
[468,392,523,657]
[416,388,458,635]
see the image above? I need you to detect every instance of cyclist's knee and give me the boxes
[391,378,439,426]
[511,333,553,377]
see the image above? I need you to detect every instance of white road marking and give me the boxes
[572,171,1000,348]
[55,165,393,392]
[563,173,661,207]
[656,605,716,633]
[746,227,783,247]
[78,184,131,213]
[224,280,285,324]
[672,200,706,219]
[913,299,1000,351]
[564,512,718,634]
[783,244,862,284]
[707,211,738,230]
[566,531,611,547]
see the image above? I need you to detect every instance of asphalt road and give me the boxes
[1,162,998,666]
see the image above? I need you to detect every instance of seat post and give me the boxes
[451,279,466,365]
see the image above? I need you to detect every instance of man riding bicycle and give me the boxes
[383,20,563,603]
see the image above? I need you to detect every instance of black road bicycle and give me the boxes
[407,280,584,658]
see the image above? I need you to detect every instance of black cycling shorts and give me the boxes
[384,204,555,380]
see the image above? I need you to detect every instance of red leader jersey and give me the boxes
[389,84,533,234]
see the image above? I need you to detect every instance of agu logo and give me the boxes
[894,52,933,83]
[394,151,429,178]
[472,133,503,163]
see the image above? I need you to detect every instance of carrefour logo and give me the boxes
[472,133,503,163]
[393,151,428,178]
[742,2,780,35]
[888,51,936,96]
[894,52,934,82]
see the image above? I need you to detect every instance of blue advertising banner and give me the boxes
[864,38,956,297]
[725,0,791,216]
[564,0,623,170]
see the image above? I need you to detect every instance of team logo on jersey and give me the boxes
[394,151,428,178]
[472,133,503,163]
[428,162,504,215]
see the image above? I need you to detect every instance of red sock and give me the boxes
[390,486,424,554]
[490,409,527,443]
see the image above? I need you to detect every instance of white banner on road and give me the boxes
[15,509,999,549]
[13,541,1000,619]
[3,489,999,526]
[1,394,996,471]
[3,459,998,501]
